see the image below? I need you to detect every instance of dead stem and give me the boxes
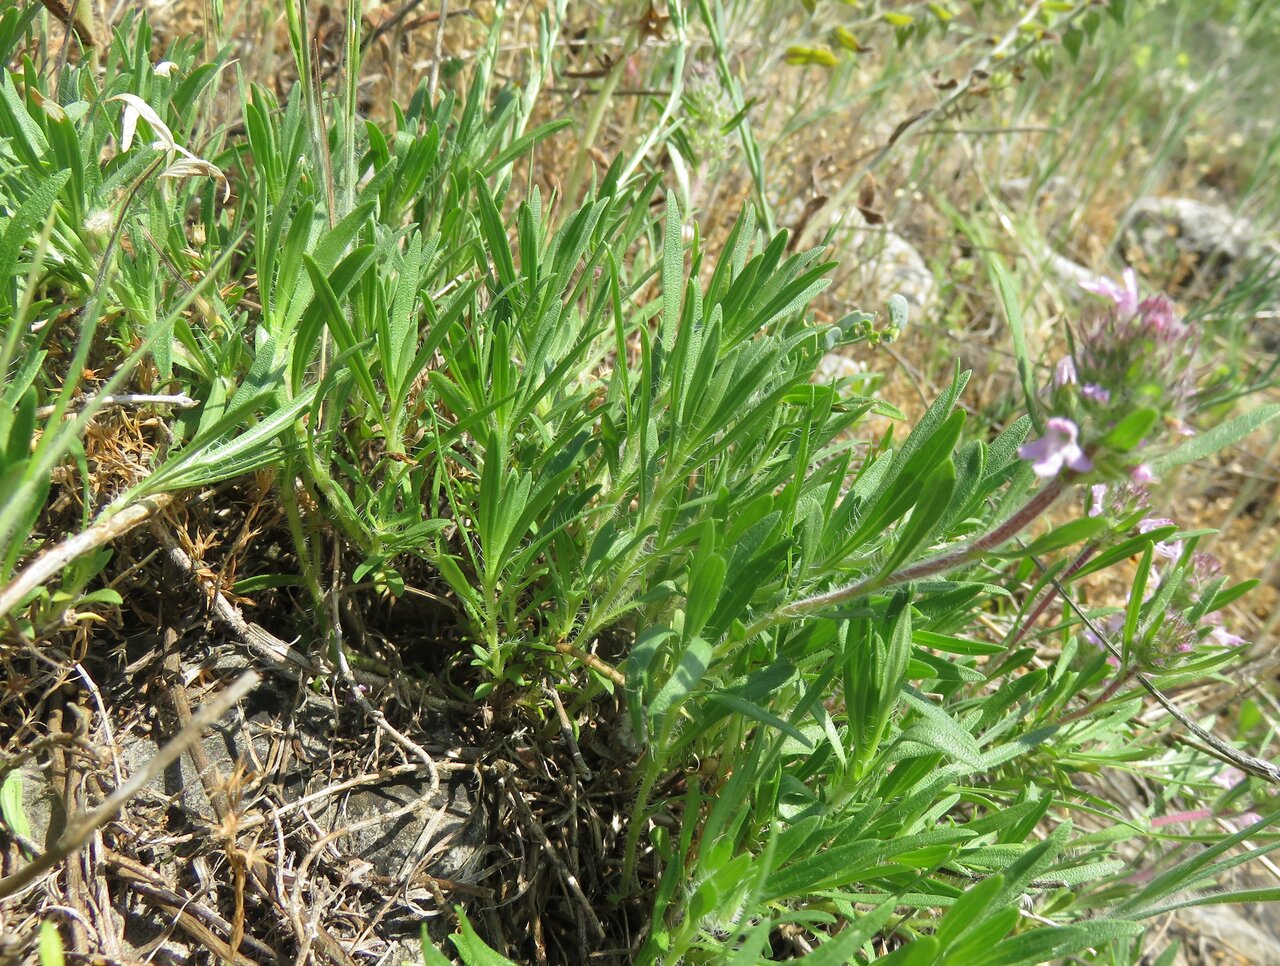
[495,759,607,943]
[555,640,625,686]
[0,493,177,622]
[0,670,260,901]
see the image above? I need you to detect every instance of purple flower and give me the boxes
[1088,483,1108,517]
[1191,552,1223,586]
[1018,417,1093,478]
[1054,356,1078,387]
[1212,766,1245,791]
[1082,267,1140,319]
[1083,613,1124,667]
[1081,383,1111,403]
[1130,464,1155,485]
[1205,615,1245,648]
[1138,516,1182,560]
[1138,295,1184,337]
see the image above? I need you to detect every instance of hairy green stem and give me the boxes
[1061,666,1134,724]
[620,746,661,896]
[281,470,327,611]
[340,0,362,219]
[693,0,773,235]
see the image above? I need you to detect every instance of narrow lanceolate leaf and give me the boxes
[898,688,983,768]
[705,692,812,748]
[449,908,520,966]
[1123,544,1153,651]
[943,906,1019,961]
[420,926,453,966]
[0,72,49,169]
[1100,406,1158,452]
[1117,808,1280,914]
[0,770,31,844]
[934,873,1005,947]
[988,257,1041,432]
[1010,516,1109,558]
[968,919,1143,966]
[0,168,70,309]
[660,191,683,353]
[878,457,956,578]
[649,637,713,730]
[848,406,965,550]
[1151,403,1280,471]
[762,828,974,900]
[792,897,899,965]
[684,552,726,642]
[38,921,63,966]
[133,383,321,494]
[875,937,940,966]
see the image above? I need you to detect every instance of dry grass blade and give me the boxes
[151,521,325,681]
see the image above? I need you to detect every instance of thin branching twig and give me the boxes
[0,671,260,900]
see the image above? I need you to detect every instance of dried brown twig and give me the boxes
[151,522,326,682]
[554,641,624,686]
[0,493,178,622]
[1030,544,1280,784]
[106,850,278,966]
[288,787,450,963]
[495,759,606,943]
[328,543,441,797]
[34,392,197,420]
[544,683,593,780]
[0,670,260,901]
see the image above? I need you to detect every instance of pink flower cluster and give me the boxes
[1022,267,1202,483]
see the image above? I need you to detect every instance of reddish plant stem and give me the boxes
[744,476,1068,639]
[1008,540,1099,650]
[790,476,1066,617]
[1061,666,1134,724]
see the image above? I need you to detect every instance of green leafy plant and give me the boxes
[2,4,1278,965]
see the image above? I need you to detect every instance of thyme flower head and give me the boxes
[1041,270,1207,485]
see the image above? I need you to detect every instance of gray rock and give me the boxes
[1175,904,1280,965]
[1040,247,1098,291]
[18,677,485,888]
[813,352,867,384]
[1124,196,1278,268]
[782,202,937,317]
[116,684,330,819]
[840,210,938,317]
[321,773,487,884]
